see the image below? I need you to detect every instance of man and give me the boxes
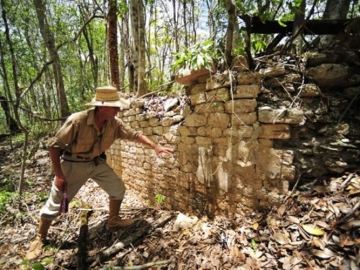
[26,85,173,260]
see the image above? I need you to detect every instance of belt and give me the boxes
[61,152,106,163]
[61,156,94,162]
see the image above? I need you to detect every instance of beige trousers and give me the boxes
[40,158,125,220]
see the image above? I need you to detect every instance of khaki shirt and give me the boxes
[48,108,141,159]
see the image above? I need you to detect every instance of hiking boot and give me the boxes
[107,215,133,231]
[106,198,133,231]
[26,235,45,260]
[25,218,52,260]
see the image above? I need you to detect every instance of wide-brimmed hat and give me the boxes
[86,85,129,109]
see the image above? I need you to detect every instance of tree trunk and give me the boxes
[129,0,147,96]
[79,5,99,88]
[33,0,69,118]
[129,0,139,93]
[107,0,120,90]
[0,96,20,133]
[292,0,306,54]
[320,0,351,46]
[172,0,179,52]
[136,0,147,96]
[183,0,188,47]
[119,18,126,91]
[225,0,236,67]
[1,0,29,197]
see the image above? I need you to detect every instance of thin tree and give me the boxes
[129,0,147,96]
[33,0,69,118]
[108,0,120,89]
[320,0,351,46]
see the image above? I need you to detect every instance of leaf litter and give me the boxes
[0,140,359,270]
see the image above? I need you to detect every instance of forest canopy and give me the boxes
[0,0,359,136]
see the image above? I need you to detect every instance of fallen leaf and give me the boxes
[287,216,300,224]
[273,232,290,245]
[302,224,325,236]
[313,248,335,259]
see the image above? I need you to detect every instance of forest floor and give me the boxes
[0,139,359,270]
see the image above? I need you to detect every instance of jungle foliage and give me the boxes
[0,0,359,137]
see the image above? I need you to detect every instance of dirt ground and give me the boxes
[0,140,359,270]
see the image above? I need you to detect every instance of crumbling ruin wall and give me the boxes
[258,50,360,182]
[108,72,301,216]
[108,50,360,216]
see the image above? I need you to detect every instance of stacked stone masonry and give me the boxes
[108,71,305,217]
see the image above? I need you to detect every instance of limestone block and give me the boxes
[224,126,253,138]
[189,83,206,95]
[208,113,229,128]
[140,121,149,128]
[183,113,207,127]
[237,71,261,85]
[131,99,145,108]
[234,84,260,98]
[225,99,257,113]
[163,133,180,144]
[232,55,249,71]
[130,121,140,128]
[164,111,176,117]
[206,74,230,90]
[259,64,287,78]
[194,102,225,113]
[164,97,179,111]
[143,127,152,135]
[180,136,196,144]
[196,136,212,145]
[258,139,273,147]
[161,115,184,126]
[136,114,146,121]
[190,92,207,105]
[149,117,160,127]
[256,148,295,182]
[259,124,290,139]
[209,127,222,138]
[153,126,163,135]
[128,115,136,122]
[197,127,207,136]
[231,112,257,125]
[306,63,349,87]
[206,88,230,102]
[124,108,141,116]
[298,83,321,97]
[178,126,197,136]
[258,106,304,124]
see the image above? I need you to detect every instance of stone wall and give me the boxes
[258,50,360,181]
[108,67,306,217]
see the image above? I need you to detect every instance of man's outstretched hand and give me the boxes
[154,145,174,157]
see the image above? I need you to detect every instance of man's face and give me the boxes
[98,106,120,120]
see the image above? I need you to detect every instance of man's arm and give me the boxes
[136,134,173,156]
[49,146,66,191]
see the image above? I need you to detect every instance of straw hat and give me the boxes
[86,86,130,109]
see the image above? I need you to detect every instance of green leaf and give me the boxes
[251,239,257,251]
[31,262,45,270]
[302,224,325,236]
